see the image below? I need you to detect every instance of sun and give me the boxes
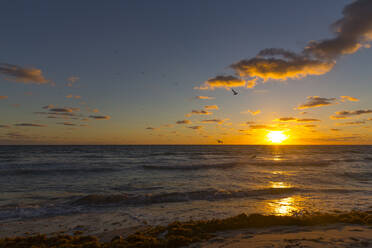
[267,131,288,144]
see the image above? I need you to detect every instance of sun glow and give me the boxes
[267,131,288,144]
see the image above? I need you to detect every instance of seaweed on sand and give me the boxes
[1,211,372,248]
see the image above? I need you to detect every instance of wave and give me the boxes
[0,167,119,176]
[143,162,238,170]
[247,159,333,167]
[71,187,299,206]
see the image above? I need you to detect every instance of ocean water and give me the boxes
[1,145,372,224]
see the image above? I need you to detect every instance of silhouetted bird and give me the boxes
[231,88,238,95]
[217,139,223,144]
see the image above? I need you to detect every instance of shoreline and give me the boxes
[1,211,372,247]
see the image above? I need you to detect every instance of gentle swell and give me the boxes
[143,162,237,170]
[71,187,299,206]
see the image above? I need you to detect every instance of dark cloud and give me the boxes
[0,125,11,128]
[186,110,212,117]
[275,117,320,122]
[331,109,372,119]
[188,126,203,130]
[0,63,50,84]
[176,120,191,124]
[49,108,75,113]
[303,124,317,128]
[304,0,372,59]
[146,127,156,130]
[14,123,46,127]
[89,115,111,120]
[57,122,76,126]
[296,96,337,109]
[201,119,225,124]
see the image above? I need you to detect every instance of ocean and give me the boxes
[1,145,372,226]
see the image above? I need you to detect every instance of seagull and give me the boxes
[217,139,223,144]
[231,88,238,95]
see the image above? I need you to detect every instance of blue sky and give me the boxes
[1,0,371,144]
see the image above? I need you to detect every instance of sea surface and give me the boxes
[1,145,372,224]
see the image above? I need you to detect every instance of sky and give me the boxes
[1,0,372,145]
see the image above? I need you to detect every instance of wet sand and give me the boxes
[189,225,372,248]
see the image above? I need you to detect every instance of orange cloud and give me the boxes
[231,50,335,81]
[195,96,215,100]
[241,109,261,115]
[66,94,82,99]
[0,96,8,99]
[340,96,359,102]
[0,64,50,84]
[198,75,246,90]
[204,105,219,110]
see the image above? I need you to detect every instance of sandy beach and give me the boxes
[189,225,372,248]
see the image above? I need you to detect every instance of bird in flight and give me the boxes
[231,88,238,95]
[217,139,223,144]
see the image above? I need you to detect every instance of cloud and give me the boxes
[146,127,157,130]
[57,122,76,126]
[231,49,335,81]
[303,124,317,128]
[249,124,280,131]
[49,107,80,113]
[188,126,203,130]
[14,123,46,127]
[0,125,11,128]
[304,0,372,59]
[338,120,366,125]
[0,63,50,84]
[67,76,79,87]
[89,115,111,120]
[275,117,320,122]
[92,109,99,113]
[186,110,212,117]
[42,104,54,109]
[197,75,246,90]
[176,120,191,124]
[241,109,261,115]
[0,96,8,99]
[204,105,219,110]
[201,119,225,124]
[340,96,359,102]
[296,96,337,109]
[204,0,372,86]
[331,128,341,131]
[195,96,215,100]
[66,94,82,99]
[330,109,372,119]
